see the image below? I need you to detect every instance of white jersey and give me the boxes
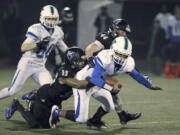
[76,49,135,80]
[155,12,173,38]
[22,23,68,65]
[168,15,180,37]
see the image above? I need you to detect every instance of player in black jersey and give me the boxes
[85,18,131,59]
[5,47,91,129]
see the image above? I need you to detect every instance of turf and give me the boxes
[0,68,180,135]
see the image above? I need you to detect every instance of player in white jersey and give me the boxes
[73,37,162,128]
[0,5,68,99]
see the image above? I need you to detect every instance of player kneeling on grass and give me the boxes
[5,47,91,128]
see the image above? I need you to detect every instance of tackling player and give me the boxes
[85,18,131,59]
[0,5,69,99]
[5,47,89,128]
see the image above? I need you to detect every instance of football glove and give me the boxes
[36,36,50,50]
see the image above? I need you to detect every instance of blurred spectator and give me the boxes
[146,19,166,75]
[51,7,75,76]
[2,3,24,65]
[60,6,75,46]
[94,6,113,35]
[155,4,173,40]
[166,5,180,62]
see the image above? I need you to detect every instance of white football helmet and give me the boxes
[40,5,60,28]
[111,37,132,65]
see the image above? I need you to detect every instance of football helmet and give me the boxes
[65,47,86,69]
[40,5,60,28]
[111,37,132,65]
[61,7,73,22]
[108,19,131,38]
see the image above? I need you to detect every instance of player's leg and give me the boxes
[32,67,53,86]
[87,88,115,128]
[6,98,39,128]
[0,67,31,99]
[32,100,52,128]
[112,93,142,124]
[73,88,91,123]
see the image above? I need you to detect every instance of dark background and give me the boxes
[0,0,179,68]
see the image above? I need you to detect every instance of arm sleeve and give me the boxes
[90,58,105,88]
[57,40,69,53]
[130,69,152,88]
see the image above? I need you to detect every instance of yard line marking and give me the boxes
[111,120,180,126]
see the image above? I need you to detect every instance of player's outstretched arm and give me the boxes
[129,69,163,91]
[59,78,89,89]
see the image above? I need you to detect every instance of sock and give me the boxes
[54,108,61,118]
[65,110,75,122]
[0,88,9,99]
[92,106,108,120]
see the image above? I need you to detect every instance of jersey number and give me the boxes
[36,44,55,58]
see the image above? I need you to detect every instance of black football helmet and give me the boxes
[108,19,131,38]
[65,47,86,70]
[61,7,73,22]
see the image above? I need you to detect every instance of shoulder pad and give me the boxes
[54,26,64,39]
[96,50,112,68]
[26,23,41,39]
[125,56,135,72]
[96,32,112,49]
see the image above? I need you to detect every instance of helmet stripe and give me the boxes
[50,6,54,15]
[124,37,128,50]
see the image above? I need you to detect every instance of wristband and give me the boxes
[103,83,113,91]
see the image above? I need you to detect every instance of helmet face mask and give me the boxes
[66,47,86,70]
[40,5,60,28]
[111,37,132,65]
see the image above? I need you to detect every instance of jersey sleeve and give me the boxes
[25,24,40,40]
[124,56,135,73]
[96,32,112,49]
[56,27,68,52]
[95,50,111,69]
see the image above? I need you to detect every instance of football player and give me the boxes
[73,37,162,128]
[5,47,90,129]
[0,5,69,99]
[85,18,131,59]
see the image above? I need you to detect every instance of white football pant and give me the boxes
[0,57,52,99]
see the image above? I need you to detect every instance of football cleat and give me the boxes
[118,110,142,124]
[5,98,19,120]
[22,89,38,100]
[87,118,107,129]
[49,105,60,128]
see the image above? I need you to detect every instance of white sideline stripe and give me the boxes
[111,120,180,126]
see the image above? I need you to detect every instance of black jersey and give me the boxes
[36,65,76,107]
[96,32,116,49]
[36,81,73,107]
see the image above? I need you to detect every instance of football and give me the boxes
[104,77,122,88]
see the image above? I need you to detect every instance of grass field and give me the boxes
[0,68,180,135]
